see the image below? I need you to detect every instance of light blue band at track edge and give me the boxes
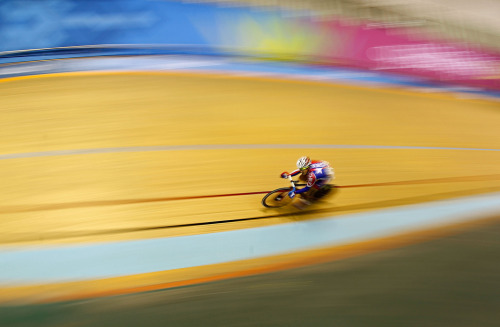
[0,191,499,286]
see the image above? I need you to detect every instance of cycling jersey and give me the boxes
[290,160,334,194]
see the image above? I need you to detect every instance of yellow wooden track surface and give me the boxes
[1,71,500,247]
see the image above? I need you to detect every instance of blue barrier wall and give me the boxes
[0,0,261,52]
[0,0,320,65]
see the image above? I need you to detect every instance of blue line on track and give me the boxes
[1,144,499,160]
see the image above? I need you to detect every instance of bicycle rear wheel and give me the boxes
[262,187,293,208]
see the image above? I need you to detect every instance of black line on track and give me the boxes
[4,185,500,245]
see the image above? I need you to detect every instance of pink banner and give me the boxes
[314,19,500,91]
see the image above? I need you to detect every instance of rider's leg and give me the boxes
[314,184,333,199]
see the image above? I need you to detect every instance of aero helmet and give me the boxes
[296,156,311,170]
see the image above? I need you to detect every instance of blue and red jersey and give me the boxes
[289,160,334,194]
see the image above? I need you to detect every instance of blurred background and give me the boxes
[1,1,499,326]
[1,0,499,90]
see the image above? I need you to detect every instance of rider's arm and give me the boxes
[281,169,301,178]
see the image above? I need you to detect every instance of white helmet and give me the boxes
[296,156,311,170]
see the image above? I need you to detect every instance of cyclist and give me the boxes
[280,156,334,208]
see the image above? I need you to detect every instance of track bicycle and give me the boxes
[261,176,336,208]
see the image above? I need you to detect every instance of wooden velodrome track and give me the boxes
[1,71,500,302]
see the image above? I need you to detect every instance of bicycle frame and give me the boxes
[261,176,306,208]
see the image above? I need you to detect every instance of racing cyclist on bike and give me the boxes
[280,156,335,209]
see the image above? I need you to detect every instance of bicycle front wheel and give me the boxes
[261,187,293,208]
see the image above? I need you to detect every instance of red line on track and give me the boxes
[1,174,498,214]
